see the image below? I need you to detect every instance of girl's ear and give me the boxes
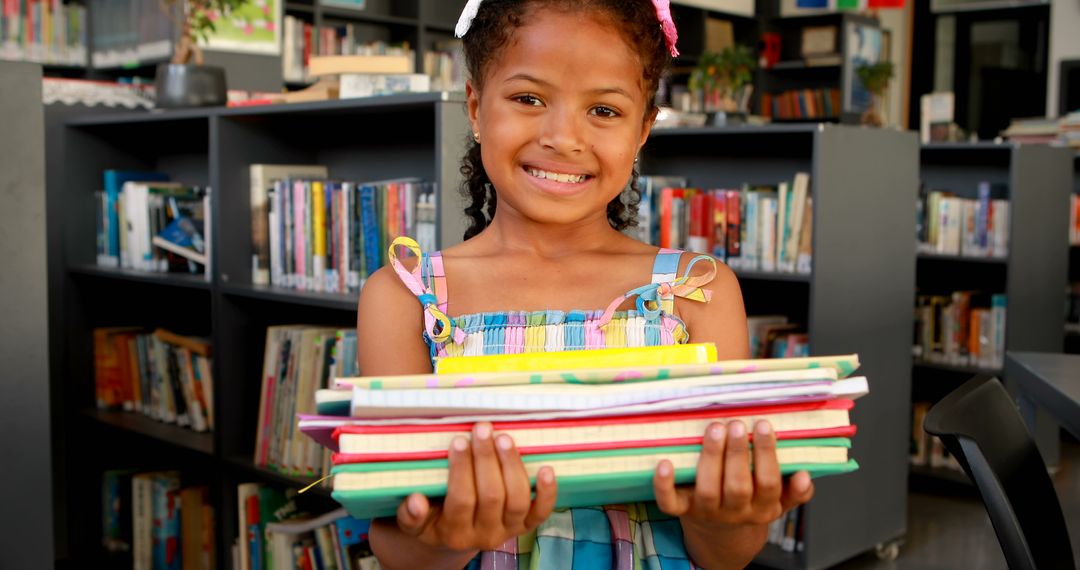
[466,79,481,136]
[639,106,659,150]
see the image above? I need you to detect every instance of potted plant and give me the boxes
[155,0,249,108]
[689,45,756,116]
[855,61,894,127]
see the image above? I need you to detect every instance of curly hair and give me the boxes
[459,0,671,240]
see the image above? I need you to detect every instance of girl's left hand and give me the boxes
[652,419,815,533]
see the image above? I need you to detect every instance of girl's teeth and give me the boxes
[528,168,585,183]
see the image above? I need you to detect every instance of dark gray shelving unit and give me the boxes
[643,124,918,570]
[913,143,1073,471]
[1068,155,1080,355]
[46,93,468,569]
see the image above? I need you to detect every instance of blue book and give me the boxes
[976,181,991,252]
[102,170,169,267]
[360,185,381,277]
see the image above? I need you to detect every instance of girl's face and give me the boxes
[466,9,655,229]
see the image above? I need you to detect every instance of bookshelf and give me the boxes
[46,92,469,569]
[48,96,916,568]
[911,142,1073,477]
[755,12,882,124]
[642,124,917,569]
[1068,154,1080,355]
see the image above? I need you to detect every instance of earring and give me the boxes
[473,131,480,143]
[634,156,639,164]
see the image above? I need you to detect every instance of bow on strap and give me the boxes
[596,254,716,327]
[388,237,465,344]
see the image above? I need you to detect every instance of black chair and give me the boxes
[924,375,1076,570]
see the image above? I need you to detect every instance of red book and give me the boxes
[332,399,856,463]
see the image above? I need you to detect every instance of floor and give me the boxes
[826,439,1080,569]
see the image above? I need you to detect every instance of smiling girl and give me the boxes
[356,1,815,568]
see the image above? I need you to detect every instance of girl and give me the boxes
[357,1,815,567]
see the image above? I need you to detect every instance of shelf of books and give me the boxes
[639,124,917,569]
[49,97,918,569]
[910,143,1073,481]
[47,93,468,569]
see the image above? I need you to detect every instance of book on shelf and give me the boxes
[92,327,215,432]
[424,39,466,92]
[299,346,867,520]
[308,53,413,77]
[102,470,214,570]
[766,505,805,553]
[95,176,211,277]
[264,176,436,293]
[255,326,359,479]
[917,183,1009,258]
[913,291,1006,369]
[635,173,813,275]
[0,0,88,65]
[747,315,809,359]
[250,164,331,287]
[338,73,431,99]
[234,485,374,570]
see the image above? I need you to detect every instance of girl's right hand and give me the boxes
[394,422,559,553]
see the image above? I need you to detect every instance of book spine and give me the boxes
[312,181,326,293]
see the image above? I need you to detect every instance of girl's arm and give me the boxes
[657,257,815,569]
[357,267,558,569]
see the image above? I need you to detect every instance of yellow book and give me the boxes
[434,343,717,374]
[312,181,326,291]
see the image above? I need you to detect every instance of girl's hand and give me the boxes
[652,420,815,567]
[393,422,559,553]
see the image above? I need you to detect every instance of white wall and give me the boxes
[878,6,911,128]
[1047,0,1080,116]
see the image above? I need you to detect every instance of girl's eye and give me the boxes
[514,94,542,106]
[591,106,620,118]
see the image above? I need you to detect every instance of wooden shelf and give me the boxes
[83,409,214,455]
[221,282,358,311]
[69,264,211,290]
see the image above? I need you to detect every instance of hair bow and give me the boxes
[651,0,680,57]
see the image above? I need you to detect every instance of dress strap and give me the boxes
[388,237,465,344]
[651,248,684,315]
[596,251,716,328]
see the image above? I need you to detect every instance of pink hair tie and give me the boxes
[651,0,680,57]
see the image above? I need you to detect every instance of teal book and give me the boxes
[330,440,858,520]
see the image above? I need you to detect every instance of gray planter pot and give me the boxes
[154,63,228,109]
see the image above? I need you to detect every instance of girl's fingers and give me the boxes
[721,420,753,511]
[496,434,532,529]
[396,493,434,537]
[693,422,726,515]
[469,422,507,532]
[440,435,477,532]
[652,459,692,516]
[781,470,815,513]
[750,420,783,518]
[523,466,558,531]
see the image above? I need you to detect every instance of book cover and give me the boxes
[250,165,328,286]
[434,343,718,374]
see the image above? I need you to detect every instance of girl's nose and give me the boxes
[538,106,584,155]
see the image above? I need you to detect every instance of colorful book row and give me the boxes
[636,173,813,274]
[916,184,1010,259]
[0,0,87,65]
[257,170,436,293]
[234,484,373,570]
[102,469,214,570]
[93,327,215,432]
[255,326,359,478]
[913,291,1006,369]
[760,88,842,121]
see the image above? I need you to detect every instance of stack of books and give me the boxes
[298,344,867,520]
